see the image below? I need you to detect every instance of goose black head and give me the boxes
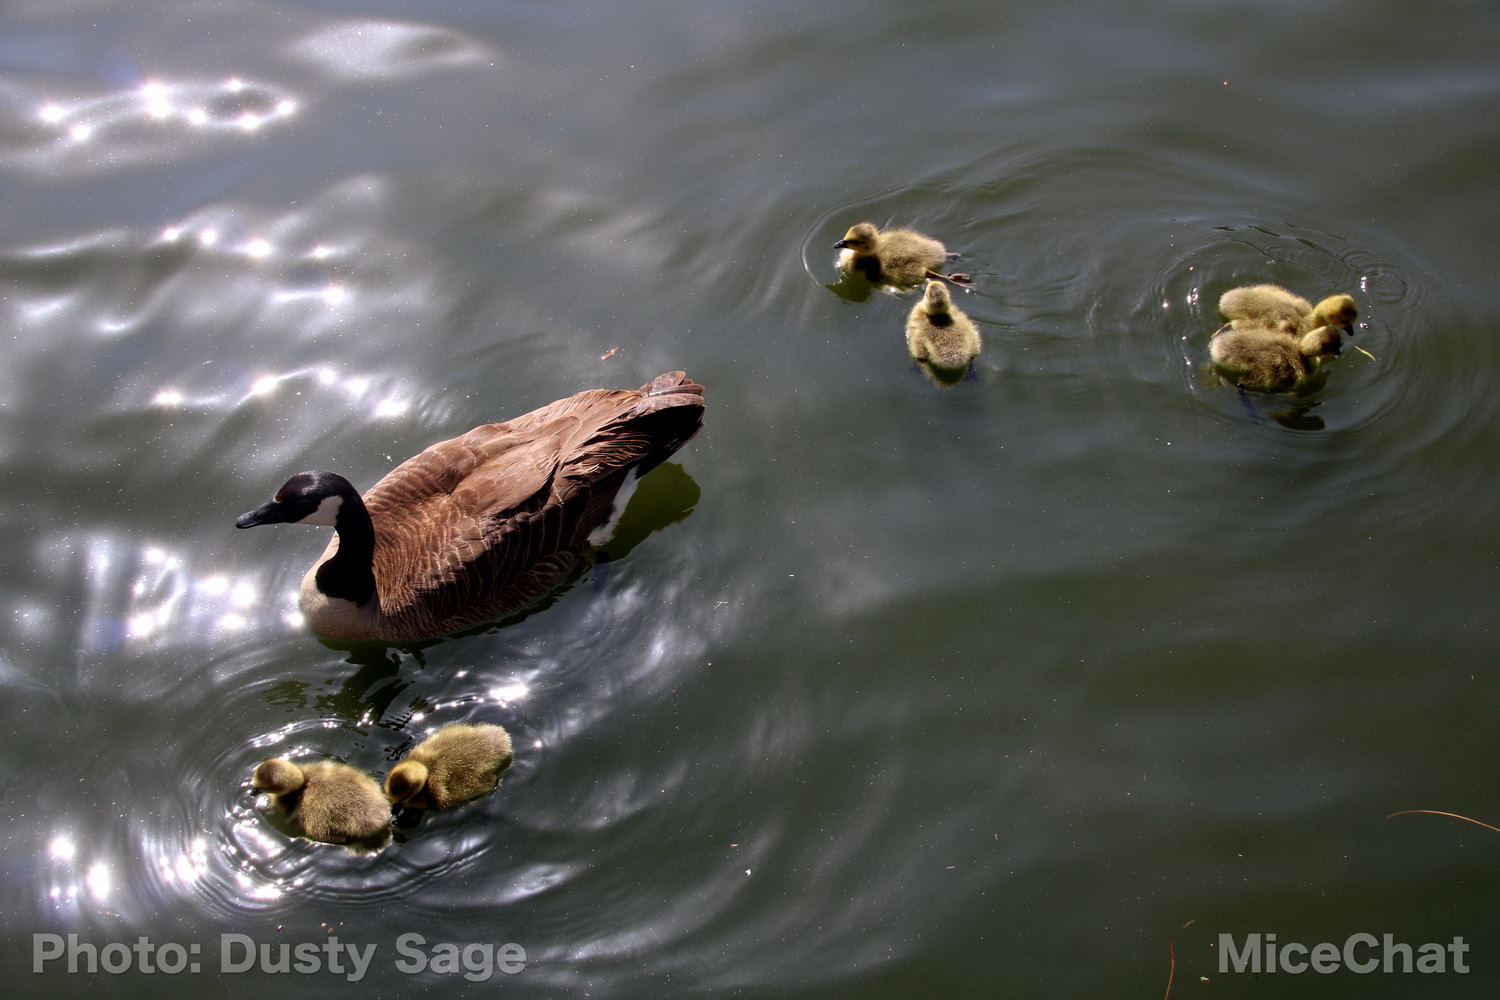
[236,471,358,529]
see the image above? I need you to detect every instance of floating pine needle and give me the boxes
[1164,937,1176,1000]
[1388,809,1500,833]
[1354,345,1378,361]
[601,346,621,361]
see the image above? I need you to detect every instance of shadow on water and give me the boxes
[826,269,878,303]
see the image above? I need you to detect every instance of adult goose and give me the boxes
[237,371,705,641]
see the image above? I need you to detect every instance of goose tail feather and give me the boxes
[636,370,705,411]
[624,371,705,476]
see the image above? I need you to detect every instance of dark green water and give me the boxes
[2,1,1497,997]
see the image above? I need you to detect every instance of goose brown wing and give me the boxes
[359,373,703,634]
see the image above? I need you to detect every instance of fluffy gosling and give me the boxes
[1306,293,1358,333]
[1218,284,1358,337]
[251,758,391,846]
[835,222,972,288]
[906,280,982,380]
[385,723,514,811]
[1210,323,1344,394]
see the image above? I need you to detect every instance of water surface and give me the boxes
[3,1,1498,997]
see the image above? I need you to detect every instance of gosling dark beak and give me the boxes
[833,239,851,250]
[236,500,286,529]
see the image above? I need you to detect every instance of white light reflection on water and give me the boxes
[287,21,493,81]
[155,837,210,889]
[151,220,359,314]
[48,835,76,861]
[231,365,416,422]
[84,862,111,900]
[43,830,119,916]
[487,681,530,706]
[36,75,299,135]
[123,543,265,643]
[18,75,302,174]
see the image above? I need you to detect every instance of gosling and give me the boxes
[906,280,982,379]
[835,222,972,287]
[1305,293,1358,334]
[385,723,514,811]
[251,758,391,846]
[1210,323,1344,394]
[1219,284,1358,337]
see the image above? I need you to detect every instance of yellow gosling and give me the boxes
[385,723,514,811]
[835,222,971,287]
[905,280,981,380]
[251,758,391,846]
[1218,285,1359,337]
[1210,321,1344,393]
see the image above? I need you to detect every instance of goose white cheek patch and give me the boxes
[299,494,344,526]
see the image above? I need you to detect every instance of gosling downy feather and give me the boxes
[251,758,391,846]
[1218,284,1359,337]
[385,723,514,810]
[1218,284,1315,336]
[237,371,705,641]
[1210,323,1344,393]
[906,280,982,376]
[835,222,972,288]
[1305,293,1358,334]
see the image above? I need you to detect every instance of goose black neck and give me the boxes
[315,492,378,606]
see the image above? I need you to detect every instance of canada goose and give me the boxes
[1210,322,1344,393]
[834,222,972,288]
[236,371,705,642]
[906,280,981,378]
[385,723,513,810]
[251,758,391,846]
[1218,284,1359,337]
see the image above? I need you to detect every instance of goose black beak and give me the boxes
[236,501,286,528]
[833,239,851,250]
